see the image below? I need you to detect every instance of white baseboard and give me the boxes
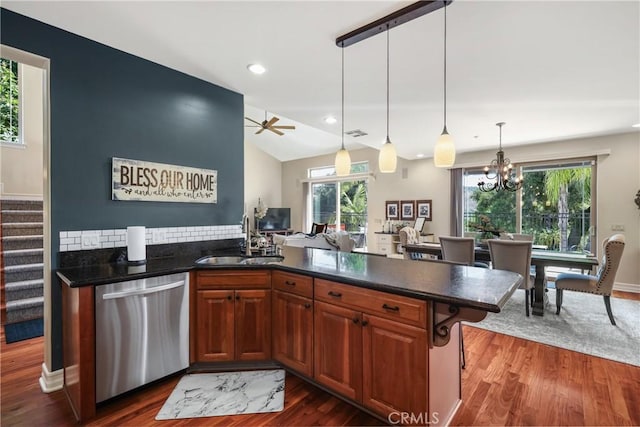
[614,282,640,293]
[0,194,44,201]
[39,363,63,393]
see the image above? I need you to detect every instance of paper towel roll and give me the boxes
[127,226,146,263]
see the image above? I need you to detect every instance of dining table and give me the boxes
[403,242,600,316]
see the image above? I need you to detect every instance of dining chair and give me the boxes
[440,236,490,268]
[487,240,534,316]
[555,234,625,325]
[310,222,327,234]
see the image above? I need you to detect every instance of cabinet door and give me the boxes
[272,290,313,376]
[314,301,362,402]
[196,290,234,362]
[362,314,428,416]
[235,290,271,361]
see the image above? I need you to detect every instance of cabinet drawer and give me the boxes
[197,270,271,289]
[315,279,427,328]
[378,235,392,244]
[272,270,313,298]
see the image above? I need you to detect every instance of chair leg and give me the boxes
[604,295,616,326]
[460,328,466,369]
[556,289,563,315]
[525,289,530,317]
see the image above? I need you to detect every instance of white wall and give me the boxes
[0,63,44,199]
[281,132,640,289]
[244,138,282,222]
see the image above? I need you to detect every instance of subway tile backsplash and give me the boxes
[59,225,244,252]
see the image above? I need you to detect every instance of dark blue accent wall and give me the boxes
[1,8,244,370]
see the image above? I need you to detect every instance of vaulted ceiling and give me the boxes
[4,1,639,161]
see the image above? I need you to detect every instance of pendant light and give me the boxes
[433,2,456,168]
[335,44,351,176]
[378,24,397,174]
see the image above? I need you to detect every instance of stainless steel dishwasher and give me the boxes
[95,272,189,403]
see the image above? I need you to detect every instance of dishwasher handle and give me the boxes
[102,280,186,300]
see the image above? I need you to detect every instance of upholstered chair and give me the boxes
[555,234,625,325]
[440,236,490,268]
[487,240,534,316]
[399,226,422,260]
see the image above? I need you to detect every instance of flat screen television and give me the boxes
[255,207,291,231]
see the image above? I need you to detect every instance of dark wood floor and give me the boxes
[2,291,639,426]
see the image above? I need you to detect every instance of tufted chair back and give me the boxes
[399,227,421,260]
[595,234,626,294]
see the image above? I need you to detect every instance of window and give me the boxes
[1,58,21,144]
[463,159,595,253]
[307,162,369,249]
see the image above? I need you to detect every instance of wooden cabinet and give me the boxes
[314,279,429,419]
[195,271,271,362]
[272,271,313,376]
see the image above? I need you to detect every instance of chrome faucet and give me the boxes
[244,214,252,256]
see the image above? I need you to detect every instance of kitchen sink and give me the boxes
[195,255,284,266]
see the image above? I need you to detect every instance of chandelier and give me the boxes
[478,122,523,192]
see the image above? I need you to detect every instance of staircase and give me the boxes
[1,199,44,324]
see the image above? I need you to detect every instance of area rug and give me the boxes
[4,317,44,344]
[467,289,640,366]
[156,370,285,420]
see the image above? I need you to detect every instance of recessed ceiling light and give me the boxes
[324,116,337,124]
[416,153,425,158]
[632,123,640,128]
[247,63,266,75]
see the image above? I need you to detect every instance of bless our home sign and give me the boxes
[112,157,217,203]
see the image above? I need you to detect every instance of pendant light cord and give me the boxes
[386,24,390,141]
[341,44,345,150]
[443,2,447,128]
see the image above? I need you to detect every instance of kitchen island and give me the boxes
[57,246,522,425]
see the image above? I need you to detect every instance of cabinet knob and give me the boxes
[285,280,296,286]
[304,303,311,309]
[235,295,240,300]
[227,295,232,301]
[352,318,359,324]
[328,291,342,298]
[382,303,400,312]
[361,320,369,327]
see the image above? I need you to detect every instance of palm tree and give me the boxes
[544,168,591,251]
[340,181,367,232]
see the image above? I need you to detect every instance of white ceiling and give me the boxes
[4,1,639,162]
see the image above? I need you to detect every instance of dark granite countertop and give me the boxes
[57,246,522,313]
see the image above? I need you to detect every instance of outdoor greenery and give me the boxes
[466,164,592,252]
[312,179,367,233]
[1,58,20,143]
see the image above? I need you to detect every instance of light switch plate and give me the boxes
[81,231,101,249]
[152,229,168,244]
[611,224,625,231]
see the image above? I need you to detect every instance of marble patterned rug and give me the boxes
[156,370,285,420]
[467,289,640,366]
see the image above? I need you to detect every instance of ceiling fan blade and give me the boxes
[255,128,266,134]
[272,125,295,130]
[245,125,261,128]
[265,116,279,128]
[244,117,263,126]
[268,127,285,136]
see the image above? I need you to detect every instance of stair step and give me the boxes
[0,199,43,211]
[5,279,44,301]
[5,296,44,324]
[1,222,43,236]
[2,235,43,250]
[1,210,43,223]
[3,263,44,282]
[2,248,44,266]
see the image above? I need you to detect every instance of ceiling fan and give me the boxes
[245,111,295,136]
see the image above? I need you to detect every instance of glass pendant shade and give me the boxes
[378,138,397,173]
[335,148,351,176]
[433,128,455,167]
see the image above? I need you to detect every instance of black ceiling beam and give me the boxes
[336,0,453,48]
